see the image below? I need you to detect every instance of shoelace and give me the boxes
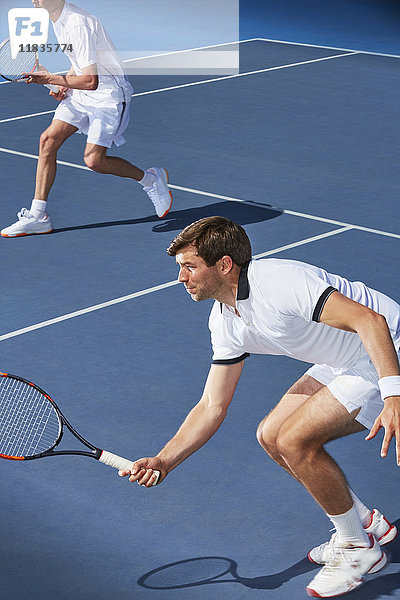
[17,208,32,221]
[316,528,338,551]
[316,543,366,584]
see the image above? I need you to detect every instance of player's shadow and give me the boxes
[137,522,400,598]
[51,200,282,234]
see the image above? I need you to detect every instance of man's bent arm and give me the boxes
[122,361,245,486]
[319,291,400,462]
[319,291,400,379]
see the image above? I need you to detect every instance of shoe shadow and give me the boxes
[51,200,282,235]
[137,555,318,591]
[342,571,400,600]
[386,519,400,563]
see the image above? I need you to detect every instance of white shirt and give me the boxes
[209,258,400,369]
[52,2,133,107]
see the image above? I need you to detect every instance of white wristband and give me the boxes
[378,376,400,401]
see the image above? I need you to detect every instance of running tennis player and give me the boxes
[121,217,400,598]
[1,0,172,238]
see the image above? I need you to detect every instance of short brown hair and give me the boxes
[167,216,252,267]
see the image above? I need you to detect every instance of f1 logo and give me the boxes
[8,8,50,58]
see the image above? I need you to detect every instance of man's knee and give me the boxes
[39,129,64,155]
[83,152,105,173]
[275,421,319,469]
[256,415,280,455]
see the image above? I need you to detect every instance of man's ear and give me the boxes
[219,255,234,274]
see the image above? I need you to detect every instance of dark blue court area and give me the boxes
[1,10,400,600]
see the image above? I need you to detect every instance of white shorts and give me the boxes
[53,94,130,148]
[305,352,399,430]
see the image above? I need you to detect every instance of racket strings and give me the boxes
[0,378,60,457]
[0,40,36,81]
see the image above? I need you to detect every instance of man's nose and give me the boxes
[178,268,187,282]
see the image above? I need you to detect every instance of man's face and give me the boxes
[176,246,222,302]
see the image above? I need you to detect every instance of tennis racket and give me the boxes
[0,38,58,92]
[0,372,160,485]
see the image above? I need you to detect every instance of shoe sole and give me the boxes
[1,228,53,238]
[377,522,397,545]
[306,550,388,597]
[308,550,323,565]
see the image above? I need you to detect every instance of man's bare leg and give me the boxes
[256,374,324,478]
[274,386,365,515]
[35,119,78,200]
[83,143,144,180]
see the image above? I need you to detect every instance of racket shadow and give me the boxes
[51,201,282,235]
[137,555,318,591]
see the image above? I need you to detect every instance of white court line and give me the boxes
[131,51,358,97]
[0,50,357,123]
[0,226,351,342]
[0,110,55,124]
[0,145,399,241]
[254,37,400,60]
[122,38,253,63]
[253,226,353,259]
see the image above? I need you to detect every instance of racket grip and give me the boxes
[45,84,59,92]
[99,450,160,485]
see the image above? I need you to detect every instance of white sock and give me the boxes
[349,489,372,527]
[328,504,370,546]
[138,170,156,188]
[30,199,47,220]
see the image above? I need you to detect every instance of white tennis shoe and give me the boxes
[307,534,387,597]
[308,509,397,565]
[144,167,173,218]
[1,208,52,237]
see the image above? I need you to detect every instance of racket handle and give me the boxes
[45,84,59,92]
[99,450,160,485]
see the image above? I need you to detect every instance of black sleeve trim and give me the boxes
[212,352,250,365]
[312,286,337,322]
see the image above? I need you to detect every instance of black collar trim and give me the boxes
[237,260,251,301]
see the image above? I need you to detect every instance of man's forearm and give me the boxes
[49,72,98,90]
[356,311,400,379]
[157,400,227,473]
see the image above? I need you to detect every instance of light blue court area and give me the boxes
[1,2,400,599]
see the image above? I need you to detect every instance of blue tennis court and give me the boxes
[1,2,399,599]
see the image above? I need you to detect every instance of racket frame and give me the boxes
[0,372,102,462]
[0,372,160,484]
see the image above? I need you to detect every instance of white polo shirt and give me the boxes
[209,259,400,369]
[52,2,133,107]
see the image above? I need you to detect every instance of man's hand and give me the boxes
[119,456,166,487]
[23,70,53,86]
[49,86,68,101]
[365,397,400,464]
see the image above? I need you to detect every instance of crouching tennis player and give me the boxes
[1,0,172,238]
[121,216,400,598]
